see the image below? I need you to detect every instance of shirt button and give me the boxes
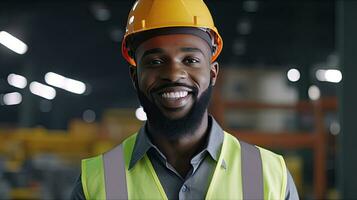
[182,185,189,192]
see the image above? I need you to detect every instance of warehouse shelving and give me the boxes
[210,78,337,199]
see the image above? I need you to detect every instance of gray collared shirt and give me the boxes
[71,116,299,200]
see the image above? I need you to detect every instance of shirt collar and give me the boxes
[205,117,224,161]
[129,125,152,170]
[128,115,224,170]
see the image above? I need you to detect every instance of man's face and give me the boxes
[132,34,218,119]
[130,34,219,138]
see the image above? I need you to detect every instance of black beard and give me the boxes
[135,81,213,140]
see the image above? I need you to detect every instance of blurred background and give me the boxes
[0,0,356,199]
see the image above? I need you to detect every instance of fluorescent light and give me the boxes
[135,106,147,121]
[3,92,22,105]
[315,69,342,83]
[29,81,56,100]
[64,78,86,94]
[308,85,320,101]
[44,72,66,88]
[287,68,300,82]
[325,69,342,83]
[7,73,27,89]
[315,70,326,81]
[45,72,86,94]
[0,31,28,54]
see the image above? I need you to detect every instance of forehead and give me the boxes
[135,34,211,58]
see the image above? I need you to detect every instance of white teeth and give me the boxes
[161,91,188,99]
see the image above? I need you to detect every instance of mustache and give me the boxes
[151,82,198,94]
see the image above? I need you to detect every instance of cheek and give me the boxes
[137,72,157,92]
[191,69,211,91]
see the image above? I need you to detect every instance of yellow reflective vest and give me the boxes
[81,132,287,199]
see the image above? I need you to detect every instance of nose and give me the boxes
[160,61,187,82]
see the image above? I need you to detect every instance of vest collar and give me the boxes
[129,115,224,170]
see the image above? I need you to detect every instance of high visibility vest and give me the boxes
[81,132,287,200]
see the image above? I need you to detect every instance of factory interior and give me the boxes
[0,0,356,199]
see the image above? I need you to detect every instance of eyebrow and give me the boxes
[141,48,164,59]
[180,47,204,55]
[140,47,205,60]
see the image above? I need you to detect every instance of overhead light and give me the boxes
[90,2,111,21]
[308,85,320,101]
[315,69,342,83]
[325,69,342,83]
[0,31,28,54]
[64,78,86,94]
[45,72,86,94]
[3,92,22,105]
[287,68,300,82]
[236,19,251,35]
[29,81,56,100]
[83,109,96,123]
[7,73,27,89]
[329,121,340,135]
[243,0,259,12]
[110,28,123,42]
[135,106,147,121]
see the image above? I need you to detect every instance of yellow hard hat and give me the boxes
[121,0,223,67]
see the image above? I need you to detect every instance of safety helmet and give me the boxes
[121,0,223,67]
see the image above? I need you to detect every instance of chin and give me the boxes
[158,107,193,120]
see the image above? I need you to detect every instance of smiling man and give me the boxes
[71,0,299,199]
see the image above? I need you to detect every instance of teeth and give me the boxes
[161,91,188,99]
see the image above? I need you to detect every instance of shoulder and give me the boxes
[82,133,139,169]
[223,132,288,199]
[223,131,287,181]
[223,131,284,163]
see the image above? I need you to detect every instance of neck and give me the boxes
[147,112,210,176]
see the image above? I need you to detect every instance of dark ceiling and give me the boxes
[0,0,335,129]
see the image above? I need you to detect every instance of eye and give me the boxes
[183,57,200,64]
[148,59,164,65]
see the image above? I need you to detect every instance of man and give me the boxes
[71,0,299,199]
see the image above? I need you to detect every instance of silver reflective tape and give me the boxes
[103,144,128,200]
[240,141,264,200]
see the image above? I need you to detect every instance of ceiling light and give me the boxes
[3,92,22,105]
[7,73,27,89]
[308,85,320,101]
[135,106,147,121]
[0,31,28,54]
[45,72,86,94]
[315,69,342,83]
[287,68,300,82]
[29,81,56,100]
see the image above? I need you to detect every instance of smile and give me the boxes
[161,91,188,99]
[153,86,194,110]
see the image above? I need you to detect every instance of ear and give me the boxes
[210,61,219,86]
[129,65,138,90]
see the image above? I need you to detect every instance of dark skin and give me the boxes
[130,34,219,177]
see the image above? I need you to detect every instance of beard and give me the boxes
[135,80,213,140]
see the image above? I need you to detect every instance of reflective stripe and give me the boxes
[103,144,128,200]
[240,141,264,200]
